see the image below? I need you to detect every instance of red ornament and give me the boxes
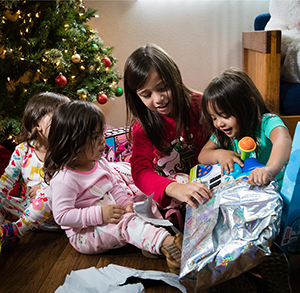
[101,57,111,68]
[76,5,87,13]
[97,93,108,104]
[55,74,67,87]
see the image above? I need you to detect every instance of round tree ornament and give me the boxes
[72,53,81,63]
[97,93,108,104]
[115,87,123,97]
[79,5,87,12]
[101,57,111,68]
[55,74,67,87]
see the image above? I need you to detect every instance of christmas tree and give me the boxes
[0,0,122,146]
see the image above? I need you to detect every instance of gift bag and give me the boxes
[180,177,283,293]
[276,122,300,258]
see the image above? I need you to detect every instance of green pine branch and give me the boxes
[0,0,121,144]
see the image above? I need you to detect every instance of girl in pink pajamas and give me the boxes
[43,101,183,274]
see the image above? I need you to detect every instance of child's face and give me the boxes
[84,130,106,162]
[37,113,52,140]
[208,103,239,138]
[136,68,172,116]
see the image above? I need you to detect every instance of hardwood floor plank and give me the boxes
[38,240,103,293]
[2,230,299,293]
[0,230,68,293]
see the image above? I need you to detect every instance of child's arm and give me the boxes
[131,124,211,208]
[164,181,211,208]
[198,139,243,176]
[247,126,292,186]
[50,179,104,227]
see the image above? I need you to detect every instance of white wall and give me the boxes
[85,0,270,127]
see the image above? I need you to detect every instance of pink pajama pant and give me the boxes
[69,212,170,255]
[1,161,188,238]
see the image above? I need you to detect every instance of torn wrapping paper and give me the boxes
[180,177,282,292]
[133,194,180,234]
[133,194,173,227]
[55,264,187,293]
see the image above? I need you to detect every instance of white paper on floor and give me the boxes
[55,264,187,293]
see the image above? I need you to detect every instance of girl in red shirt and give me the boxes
[123,44,212,230]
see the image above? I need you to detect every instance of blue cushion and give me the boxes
[254,13,271,31]
[254,13,300,116]
[280,84,300,115]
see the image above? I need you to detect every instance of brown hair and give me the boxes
[44,101,105,183]
[202,68,270,149]
[124,43,199,156]
[17,92,70,147]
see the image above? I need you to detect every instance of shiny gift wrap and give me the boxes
[180,178,283,292]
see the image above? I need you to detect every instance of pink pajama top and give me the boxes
[131,93,207,208]
[50,158,133,238]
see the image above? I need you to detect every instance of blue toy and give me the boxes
[190,137,264,189]
[189,158,265,189]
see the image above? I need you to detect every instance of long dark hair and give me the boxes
[17,92,70,147]
[44,101,105,183]
[202,68,270,149]
[124,43,198,156]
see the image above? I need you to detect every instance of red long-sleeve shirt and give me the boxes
[131,94,207,208]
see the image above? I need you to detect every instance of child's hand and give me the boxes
[217,150,244,176]
[165,181,212,209]
[247,166,276,186]
[28,184,41,199]
[101,204,125,224]
[125,204,134,213]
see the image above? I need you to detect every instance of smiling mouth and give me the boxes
[222,128,232,134]
[157,102,169,109]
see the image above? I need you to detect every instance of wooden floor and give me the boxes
[1,229,300,293]
[0,229,182,293]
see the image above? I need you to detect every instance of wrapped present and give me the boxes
[179,177,283,292]
[276,122,300,257]
[103,126,132,163]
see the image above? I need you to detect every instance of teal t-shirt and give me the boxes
[210,113,288,189]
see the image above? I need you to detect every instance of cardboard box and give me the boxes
[276,122,300,258]
[103,127,132,162]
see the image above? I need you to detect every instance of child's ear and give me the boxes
[36,121,42,132]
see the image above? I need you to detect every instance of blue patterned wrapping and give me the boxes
[180,177,283,292]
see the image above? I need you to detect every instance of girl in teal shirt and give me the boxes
[198,68,292,189]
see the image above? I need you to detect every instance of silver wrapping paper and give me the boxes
[180,177,283,292]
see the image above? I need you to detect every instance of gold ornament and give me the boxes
[72,53,81,63]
